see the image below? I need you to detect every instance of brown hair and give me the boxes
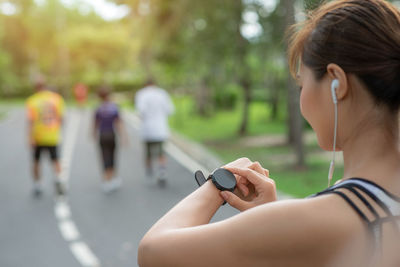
[97,86,111,100]
[288,0,400,111]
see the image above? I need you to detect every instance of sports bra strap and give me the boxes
[311,177,400,261]
[340,185,380,219]
[317,190,370,223]
[339,183,394,217]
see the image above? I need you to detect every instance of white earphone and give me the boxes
[331,79,339,104]
[328,79,339,187]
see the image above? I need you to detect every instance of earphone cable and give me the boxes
[328,102,338,187]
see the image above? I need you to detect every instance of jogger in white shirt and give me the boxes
[135,79,174,186]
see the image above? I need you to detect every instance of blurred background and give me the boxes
[1,0,400,266]
[3,0,387,195]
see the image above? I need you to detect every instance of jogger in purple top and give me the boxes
[93,87,125,193]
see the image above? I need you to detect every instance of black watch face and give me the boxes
[213,168,236,191]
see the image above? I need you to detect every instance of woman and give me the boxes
[138,0,400,266]
[93,87,125,193]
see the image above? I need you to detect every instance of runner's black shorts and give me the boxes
[33,145,59,161]
[99,132,116,170]
[145,141,164,159]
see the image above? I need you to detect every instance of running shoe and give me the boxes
[111,177,122,191]
[146,167,153,178]
[32,184,43,198]
[55,180,66,196]
[157,177,167,187]
[102,181,113,194]
[157,167,167,187]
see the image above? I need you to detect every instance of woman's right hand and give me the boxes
[221,158,277,211]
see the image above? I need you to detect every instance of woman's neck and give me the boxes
[341,121,400,190]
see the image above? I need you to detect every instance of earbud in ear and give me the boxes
[330,79,339,104]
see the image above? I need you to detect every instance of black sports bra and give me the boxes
[311,178,400,264]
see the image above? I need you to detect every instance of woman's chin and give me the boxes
[316,137,332,151]
[317,139,341,152]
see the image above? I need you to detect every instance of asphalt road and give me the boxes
[0,108,238,267]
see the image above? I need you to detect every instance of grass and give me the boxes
[0,98,25,106]
[0,111,6,121]
[272,159,343,198]
[0,99,25,121]
[170,96,287,142]
[209,141,342,197]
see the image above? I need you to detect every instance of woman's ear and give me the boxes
[326,63,348,101]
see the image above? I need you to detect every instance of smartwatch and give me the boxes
[195,168,237,205]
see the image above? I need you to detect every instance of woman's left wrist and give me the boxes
[202,180,225,205]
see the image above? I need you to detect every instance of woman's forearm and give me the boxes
[146,180,223,233]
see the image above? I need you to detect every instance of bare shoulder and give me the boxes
[221,194,370,266]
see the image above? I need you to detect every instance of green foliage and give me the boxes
[170,96,286,141]
[272,158,342,197]
[213,83,240,110]
[0,0,145,97]
[304,0,326,11]
[0,110,6,121]
[0,0,292,119]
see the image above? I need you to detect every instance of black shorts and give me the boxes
[145,141,164,159]
[33,146,58,161]
[99,132,116,169]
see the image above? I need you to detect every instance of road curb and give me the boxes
[169,132,223,173]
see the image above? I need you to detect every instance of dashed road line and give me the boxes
[59,220,80,241]
[70,242,101,267]
[55,110,101,267]
[55,200,71,219]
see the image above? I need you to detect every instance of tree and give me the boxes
[283,0,305,167]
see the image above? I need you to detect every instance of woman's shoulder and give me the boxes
[262,195,364,233]
[229,196,369,266]
[250,193,366,230]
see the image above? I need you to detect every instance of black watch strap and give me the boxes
[194,170,207,187]
[195,169,236,206]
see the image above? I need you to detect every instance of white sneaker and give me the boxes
[111,177,122,191]
[102,181,113,194]
[157,168,167,187]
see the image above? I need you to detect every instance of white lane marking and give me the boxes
[164,142,208,174]
[123,112,210,174]
[70,242,101,267]
[60,112,80,183]
[59,220,80,241]
[55,201,71,220]
[55,110,101,267]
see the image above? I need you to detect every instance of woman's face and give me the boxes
[298,64,335,151]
